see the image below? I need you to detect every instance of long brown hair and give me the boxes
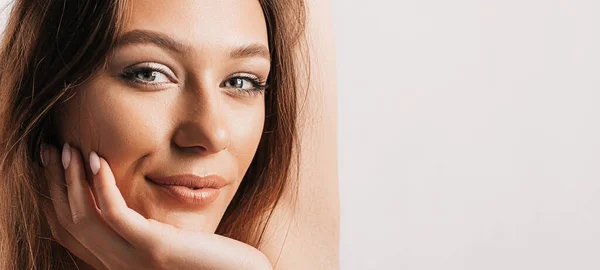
[0,0,306,269]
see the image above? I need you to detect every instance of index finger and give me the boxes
[89,151,154,247]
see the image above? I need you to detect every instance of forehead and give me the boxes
[124,0,268,49]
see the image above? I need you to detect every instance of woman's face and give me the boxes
[56,0,269,233]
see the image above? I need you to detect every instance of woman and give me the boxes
[0,0,339,269]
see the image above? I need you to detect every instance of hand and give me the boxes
[41,143,273,270]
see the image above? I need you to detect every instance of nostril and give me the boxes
[171,140,208,154]
[171,124,229,154]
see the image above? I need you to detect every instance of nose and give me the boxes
[172,89,230,155]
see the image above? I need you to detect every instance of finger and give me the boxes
[63,143,98,226]
[45,144,75,234]
[44,144,108,268]
[90,152,153,247]
[42,199,107,270]
[62,144,132,254]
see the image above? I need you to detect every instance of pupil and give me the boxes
[138,70,156,81]
[232,78,243,88]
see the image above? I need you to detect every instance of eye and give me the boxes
[221,73,267,96]
[119,63,176,86]
[224,77,258,90]
[132,69,169,83]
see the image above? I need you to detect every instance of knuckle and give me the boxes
[55,212,71,229]
[70,210,89,226]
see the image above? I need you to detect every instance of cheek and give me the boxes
[57,84,169,179]
[58,83,265,182]
[56,79,266,230]
[228,100,265,180]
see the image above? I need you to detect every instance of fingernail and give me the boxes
[89,151,100,175]
[40,143,48,166]
[61,143,71,169]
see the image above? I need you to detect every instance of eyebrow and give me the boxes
[229,44,271,61]
[116,30,271,61]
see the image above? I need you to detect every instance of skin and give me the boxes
[43,144,272,269]
[56,0,269,233]
[43,0,274,268]
[258,0,340,268]
[43,0,340,269]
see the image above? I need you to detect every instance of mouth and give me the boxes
[146,174,227,206]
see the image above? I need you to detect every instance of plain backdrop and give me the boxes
[2,1,600,269]
[332,0,600,269]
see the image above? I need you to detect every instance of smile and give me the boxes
[145,174,227,206]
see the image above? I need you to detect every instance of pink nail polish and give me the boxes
[61,143,71,169]
[90,151,100,175]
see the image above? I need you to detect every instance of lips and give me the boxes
[147,174,227,189]
[146,174,227,206]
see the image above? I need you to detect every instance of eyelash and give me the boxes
[225,74,268,96]
[119,65,268,96]
[119,65,174,91]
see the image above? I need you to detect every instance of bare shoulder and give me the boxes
[258,0,340,269]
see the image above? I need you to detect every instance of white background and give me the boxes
[3,0,600,269]
[332,0,600,269]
